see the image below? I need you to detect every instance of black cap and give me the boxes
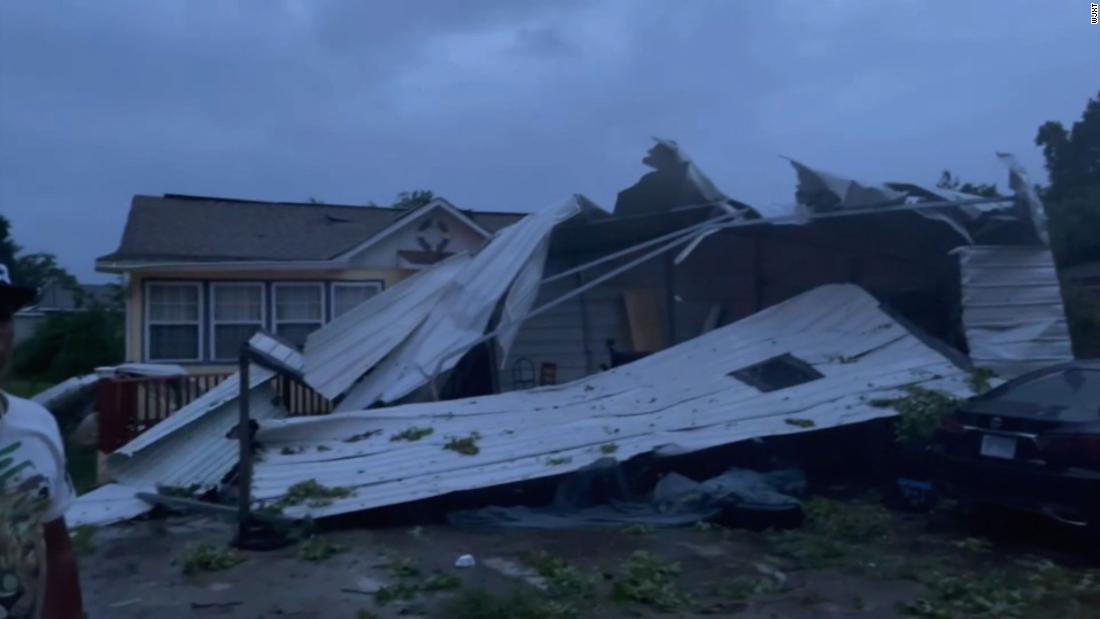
[0,264,37,318]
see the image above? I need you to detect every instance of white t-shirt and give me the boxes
[0,392,75,619]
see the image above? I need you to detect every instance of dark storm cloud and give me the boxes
[0,0,1094,281]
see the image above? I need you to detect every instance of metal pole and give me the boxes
[237,348,252,536]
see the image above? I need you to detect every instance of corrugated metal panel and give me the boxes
[66,484,153,527]
[105,332,302,490]
[958,246,1073,378]
[303,253,471,400]
[108,382,284,489]
[337,197,582,409]
[250,284,975,519]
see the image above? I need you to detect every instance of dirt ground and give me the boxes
[77,497,1100,619]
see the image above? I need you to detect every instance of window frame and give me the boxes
[272,281,326,346]
[331,281,384,319]
[144,281,204,363]
[209,281,267,362]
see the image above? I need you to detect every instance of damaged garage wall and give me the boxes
[249,284,974,519]
[957,246,1073,378]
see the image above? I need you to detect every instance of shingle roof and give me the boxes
[97,195,525,264]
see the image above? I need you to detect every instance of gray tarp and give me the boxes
[447,458,805,529]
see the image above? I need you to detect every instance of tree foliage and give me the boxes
[392,190,435,210]
[12,309,124,382]
[0,215,76,291]
[1036,91,1100,267]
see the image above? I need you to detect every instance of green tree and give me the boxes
[0,214,76,291]
[1036,91,1100,267]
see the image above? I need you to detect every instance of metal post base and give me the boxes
[232,519,292,552]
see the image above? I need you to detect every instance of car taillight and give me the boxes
[1036,434,1100,468]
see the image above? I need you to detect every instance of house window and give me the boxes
[146,282,202,361]
[211,283,265,361]
[332,282,383,318]
[273,283,324,347]
[729,353,824,393]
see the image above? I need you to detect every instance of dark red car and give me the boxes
[934,361,1100,530]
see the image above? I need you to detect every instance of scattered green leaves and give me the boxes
[873,386,960,447]
[182,544,244,575]
[439,589,580,619]
[525,551,595,599]
[952,537,993,554]
[784,418,816,428]
[545,456,573,466]
[270,479,354,510]
[444,433,482,456]
[599,443,618,455]
[391,426,434,442]
[280,445,305,455]
[423,572,463,592]
[612,550,692,611]
[388,556,421,579]
[70,525,97,556]
[966,367,997,395]
[622,524,655,536]
[767,497,893,570]
[297,535,347,562]
[374,581,421,605]
[157,483,202,498]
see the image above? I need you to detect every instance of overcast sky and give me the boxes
[1,1,1096,282]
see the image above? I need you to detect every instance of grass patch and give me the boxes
[439,588,580,619]
[525,551,596,599]
[423,571,463,592]
[391,426,434,442]
[444,433,482,456]
[612,550,692,611]
[182,544,244,575]
[767,497,893,570]
[388,556,421,578]
[374,581,421,605]
[297,535,346,562]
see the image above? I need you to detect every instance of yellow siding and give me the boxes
[127,268,414,370]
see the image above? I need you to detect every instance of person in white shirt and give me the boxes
[0,264,83,618]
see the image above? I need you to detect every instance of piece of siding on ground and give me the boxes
[250,284,975,519]
[958,246,1073,379]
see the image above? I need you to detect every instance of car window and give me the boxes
[987,369,1100,417]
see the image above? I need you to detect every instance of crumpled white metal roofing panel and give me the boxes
[106,332,301,490]
[66,483,154,528]
[303,253,472,400]
[251,284,975,519]
[336,197,581,410]
[958,246,1073,378]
